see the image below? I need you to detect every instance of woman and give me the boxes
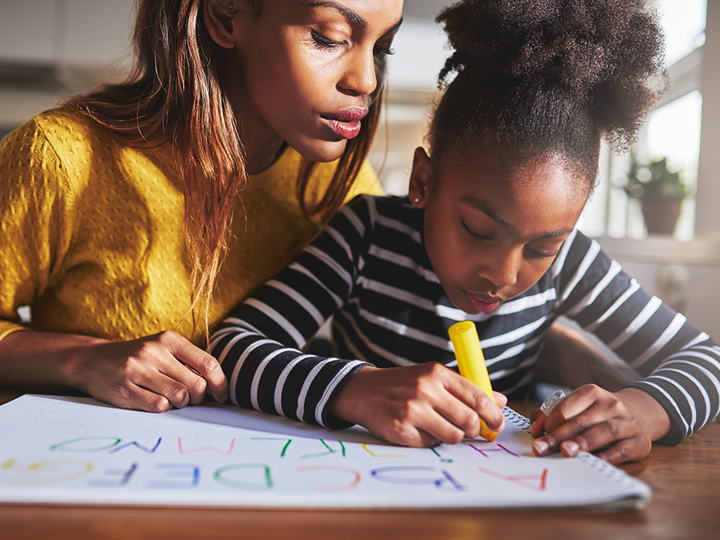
[0,0,403,411]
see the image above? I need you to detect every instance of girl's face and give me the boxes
[207,0,403,170]
[409,144,589,315]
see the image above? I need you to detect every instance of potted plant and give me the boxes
[623,156,690,235]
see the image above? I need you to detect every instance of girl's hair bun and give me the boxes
[436,0,666,150]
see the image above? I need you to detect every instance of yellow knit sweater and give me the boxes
[0,108,381,345]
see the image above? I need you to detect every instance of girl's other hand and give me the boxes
[71,331,228,412]
[329,363,507,447]
[530,384,671,464]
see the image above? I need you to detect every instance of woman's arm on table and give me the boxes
[0,330,227,411]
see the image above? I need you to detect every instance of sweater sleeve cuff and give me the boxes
[625,381,685,446]
[0,324,31,343]
[320,361,374,430]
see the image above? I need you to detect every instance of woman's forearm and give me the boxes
[0,330,106,391]
[0,330,227,410]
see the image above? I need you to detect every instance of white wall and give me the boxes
[0,0,134,68]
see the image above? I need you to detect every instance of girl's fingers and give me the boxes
[374,409,445,448]
[533,402,607,456]
[443,373,506,434]
[530,409,547,438]
[543,384,600,433]
[557,418,634,457]
[532,386,650,459]
[411,406,471,446]
[595,437,650,465]
[492,391,508,409]
[423,400,479,443]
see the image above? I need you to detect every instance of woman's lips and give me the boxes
[465,291,503,313]
[321,108,368,140]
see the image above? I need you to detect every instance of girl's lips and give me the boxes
[321,108,368,140]
[465,292,503,313]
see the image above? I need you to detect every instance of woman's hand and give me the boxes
[329,363,507,447]
[0,330,227,412]
[530,384,671,464]
[70,331,228,412]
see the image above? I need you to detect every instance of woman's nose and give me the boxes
[339,48,377,96]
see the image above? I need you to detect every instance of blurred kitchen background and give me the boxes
[1,1,718,349]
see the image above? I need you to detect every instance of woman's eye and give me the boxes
[373,45,395,57]
[310,28,347,50]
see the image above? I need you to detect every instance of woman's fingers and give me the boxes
[156,331,228,403]
[82,331,228,412]
[113,382,173,413]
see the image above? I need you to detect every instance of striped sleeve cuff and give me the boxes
[210,325,372,429]
[627,343,720,445]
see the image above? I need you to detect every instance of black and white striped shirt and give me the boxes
[210,195,720,444]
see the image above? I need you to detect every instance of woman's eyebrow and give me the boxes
[306,2,404,34]
[307,2,367,29]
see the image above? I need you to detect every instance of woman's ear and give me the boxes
[408,147,432,208]
[204,0,241,49]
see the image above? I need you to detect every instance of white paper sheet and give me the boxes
[0,395,651,509]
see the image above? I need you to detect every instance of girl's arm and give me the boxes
[209,196,506,445]
[209,199,374,428]
[531,231,720,463]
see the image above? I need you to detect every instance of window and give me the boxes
[580,0,708,240]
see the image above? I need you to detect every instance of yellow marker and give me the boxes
[448,321,498,442]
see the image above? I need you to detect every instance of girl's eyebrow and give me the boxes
[461,197,573,239]
[306,2,403,34]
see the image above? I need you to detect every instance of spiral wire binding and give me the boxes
[501,406,531,432]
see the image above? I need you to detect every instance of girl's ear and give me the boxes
[408,147,432,208]
[204,0,241,49]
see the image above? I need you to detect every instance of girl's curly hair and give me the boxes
[430,0,666,188]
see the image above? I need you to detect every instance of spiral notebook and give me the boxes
[0,395,651,510]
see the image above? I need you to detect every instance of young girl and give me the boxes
[0,1,402,410]
[209,0,720,465]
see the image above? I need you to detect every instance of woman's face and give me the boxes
[408,144,589,315]
[207,0,403,169]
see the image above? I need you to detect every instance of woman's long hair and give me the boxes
[68,0,383,340]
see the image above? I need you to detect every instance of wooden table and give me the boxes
[1,391,718,540]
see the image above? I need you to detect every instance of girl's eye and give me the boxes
[310,28,347,50]
[461,220,491,241]
[525,247,561,259]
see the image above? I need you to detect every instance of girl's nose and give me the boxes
[339,48,377,97]
[481,248,521,289]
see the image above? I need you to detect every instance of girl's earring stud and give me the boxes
[413,198,420,203]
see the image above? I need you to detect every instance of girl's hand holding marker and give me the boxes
[329,362,507,448]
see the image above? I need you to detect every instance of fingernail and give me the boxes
[534,440,549,455]
[562,441,579,456]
